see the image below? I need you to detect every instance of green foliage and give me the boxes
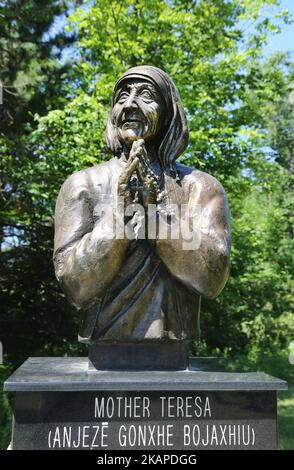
[201,162,294,361]
[0,0,77,135]
[278,386,294,450]
[0,0,81,243]
[0,367,12,450]
[264,53,294,173]
[0,0,86,367]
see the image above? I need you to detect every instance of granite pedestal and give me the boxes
[4,357,287,450]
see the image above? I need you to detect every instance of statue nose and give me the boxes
[123,95,138,111]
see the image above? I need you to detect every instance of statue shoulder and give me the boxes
[58,158,118,199]
[177,163,227,199]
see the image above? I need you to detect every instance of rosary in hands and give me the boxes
[118,139,160,209]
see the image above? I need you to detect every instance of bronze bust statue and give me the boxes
[53,66,231,367]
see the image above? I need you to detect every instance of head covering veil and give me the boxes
[105,65,189,169]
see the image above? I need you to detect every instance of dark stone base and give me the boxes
[88,341,189,371]
[4,357,288,450]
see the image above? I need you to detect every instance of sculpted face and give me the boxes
[112,79,165,145]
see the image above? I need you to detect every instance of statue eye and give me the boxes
[140,89,153,100]
[117,92,129,103]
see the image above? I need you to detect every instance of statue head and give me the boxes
[105,65,189,168]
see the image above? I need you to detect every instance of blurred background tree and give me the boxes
[0,0,293,449]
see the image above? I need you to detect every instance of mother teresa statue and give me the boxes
[53,66,231,367]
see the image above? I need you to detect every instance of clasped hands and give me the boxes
[118,139,158,209]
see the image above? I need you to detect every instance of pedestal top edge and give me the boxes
[3,357,288,392]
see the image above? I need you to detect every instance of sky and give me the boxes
[264,0,294,56]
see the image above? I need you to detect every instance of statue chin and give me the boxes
[120,128,144,143]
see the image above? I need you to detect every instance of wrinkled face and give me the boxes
[111,79,165,145]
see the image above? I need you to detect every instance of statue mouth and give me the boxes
[122,118,142,124]
[121,118,143,129]
[120,111,144,125]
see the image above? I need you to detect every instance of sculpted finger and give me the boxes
[130,139,146,157]
[119,157,139,185]
[130,139,141,154]
[136,161,145,183]
[117,182,127,192]
[124,156,139,181]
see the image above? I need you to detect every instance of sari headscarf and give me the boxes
[105,65,189,169]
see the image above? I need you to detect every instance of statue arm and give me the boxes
[53,172,131,309]
[154,174,231,298]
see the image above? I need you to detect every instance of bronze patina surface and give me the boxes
[53,66,231,346]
